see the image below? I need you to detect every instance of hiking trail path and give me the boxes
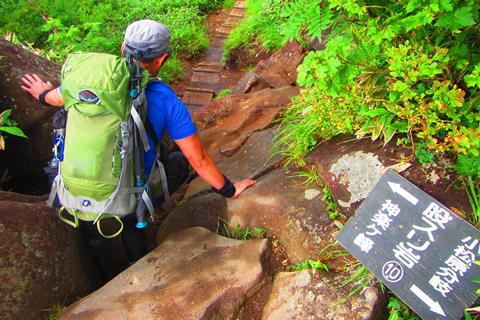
[182,0,246,111]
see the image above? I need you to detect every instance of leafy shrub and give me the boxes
[270,0,480,164]
[224,0,290,56]
[0,0,230,82]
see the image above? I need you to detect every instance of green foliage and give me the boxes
[290,259,329,273]
[415,143,435,164]
[455,155,480,227]
[0,109,27,150]
[45,304,64,320]
[216,219,267,240]
[240,0,480,165]
[215,89,233,99]
[224,0,290,56]
[387,296,420,320]
[0,0,228,82]
[338,264,376,303]
[321,185,344,220]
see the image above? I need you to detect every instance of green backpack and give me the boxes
[48,52,169,238]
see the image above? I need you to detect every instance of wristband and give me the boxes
[213,175,236,198]
[39,89,54,107]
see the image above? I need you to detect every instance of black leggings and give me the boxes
[122,151,190,261]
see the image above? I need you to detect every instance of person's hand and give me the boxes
[20,74,53,100]
[233,179,256,198]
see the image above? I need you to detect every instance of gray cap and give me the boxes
[124,20,171,60]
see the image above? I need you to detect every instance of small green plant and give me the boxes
[321,185,344,220]
[243,64,256,72]
[215,89,233,100]
[338,262,384,303]
[454,155,480,227]
[387,296,420,320]
[290,259,329,273]
[45,304,64,320]
[290,167,320,185]
[415,143,435,164]
[0,109,27,150]
[216,219,267,240]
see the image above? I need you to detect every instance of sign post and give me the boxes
[337,169,480,320]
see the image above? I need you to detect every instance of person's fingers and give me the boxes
[21,76,32,86]
[20,85,33,93]
[25,74,35,82]
[32,74,41,81]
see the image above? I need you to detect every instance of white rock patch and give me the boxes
[330,151,385,208]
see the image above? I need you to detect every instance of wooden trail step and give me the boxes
[226,16,242,26]
[195,66,223,73]
[235,0,246,9]
[180,2,245,110]
[197,61,224,69]
[185,87,215,94]
[182,90,214,106]
[230,8,245,17]
[216,26,233,34]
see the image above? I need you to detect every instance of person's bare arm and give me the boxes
[21,73,64,107]
[175,134,256,198]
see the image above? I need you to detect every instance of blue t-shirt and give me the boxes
[144,81,197,173]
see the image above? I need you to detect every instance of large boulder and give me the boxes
[195,86,299,161]
[262,270,385,320]
[60,227,270,320]
[0,40,60,194]
[160,167,336,264]
[185,126,282,198]
[0,192,100,320]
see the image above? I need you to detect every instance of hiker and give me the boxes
[20,19,256,262]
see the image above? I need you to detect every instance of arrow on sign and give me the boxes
[410,285,446,317]
[388,182,419,205]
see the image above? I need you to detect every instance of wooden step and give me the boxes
[186,104,205,112]
[230,8,244,18]
[185,87,215,94]
[235,0,246,9]
[182,90,213,106]
[216,26,233,35]
[194,66,223,73]
[198,61,224,70]
[192,71,219,85]
[226,16,242,26]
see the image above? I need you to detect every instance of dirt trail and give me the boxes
[180,0,246,111]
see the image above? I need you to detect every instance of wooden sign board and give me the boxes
[337,169,480,320]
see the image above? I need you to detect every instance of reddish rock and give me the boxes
[197,86,299,161]
[233,71,269,94]
[0,192,100,320]
[162,167,337,264]
[61,227,270,320]
[262,270,385,320]
[307,136,469,217]
[185,126,282,198]
[156,193,227,244]
[0,40,60,194]
[255,41,306,88]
